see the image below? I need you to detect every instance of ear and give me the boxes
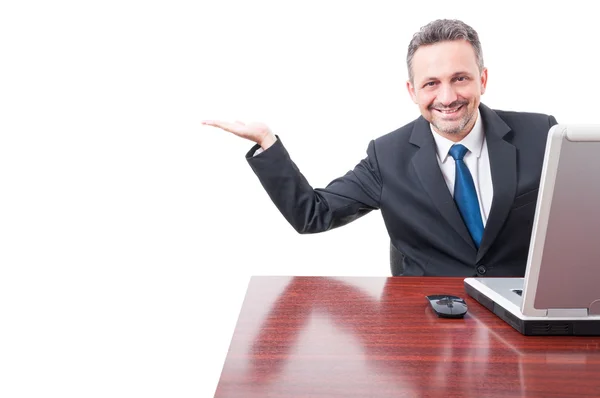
[480,67,488,95]
[406,80,418,104]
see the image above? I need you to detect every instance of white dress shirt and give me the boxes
[430,109,493,225]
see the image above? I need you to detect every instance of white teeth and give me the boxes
[437,106,462,114]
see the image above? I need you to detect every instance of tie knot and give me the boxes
[449,144,468,161]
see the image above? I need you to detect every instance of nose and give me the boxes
[436,84,459,107]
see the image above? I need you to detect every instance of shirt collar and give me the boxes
[431,109,484,163]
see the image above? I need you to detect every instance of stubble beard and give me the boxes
[431,105,476,136]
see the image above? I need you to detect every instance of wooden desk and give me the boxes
[214,276,600,397]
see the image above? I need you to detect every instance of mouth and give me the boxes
[433,104,464,115]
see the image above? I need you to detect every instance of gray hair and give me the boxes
[407,19,484,82]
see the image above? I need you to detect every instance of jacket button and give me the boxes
[477,265,487,275]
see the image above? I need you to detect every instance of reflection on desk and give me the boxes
[215,276,600,397]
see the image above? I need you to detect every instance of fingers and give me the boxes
[202,120,229,129]
[202,120,243,135]
[202,120,245,129]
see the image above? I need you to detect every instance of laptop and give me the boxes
[464,124,600,336]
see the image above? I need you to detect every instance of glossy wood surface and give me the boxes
[214,276,600,397]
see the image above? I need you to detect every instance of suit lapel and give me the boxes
[410,117,476,250]
[476,104,516,262]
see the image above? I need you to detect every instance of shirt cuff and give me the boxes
[253,136,278,156]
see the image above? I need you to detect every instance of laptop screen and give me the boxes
[524,126,600,316]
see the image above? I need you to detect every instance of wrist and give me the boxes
[259,132,277,150]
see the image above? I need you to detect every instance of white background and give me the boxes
[1,1,597,397]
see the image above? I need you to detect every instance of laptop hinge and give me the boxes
[546,308,588,317]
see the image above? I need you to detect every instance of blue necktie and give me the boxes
[449,144,484,248]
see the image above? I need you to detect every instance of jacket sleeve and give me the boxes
[246,138,382,234]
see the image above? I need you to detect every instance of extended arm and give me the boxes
[202,119,382,233]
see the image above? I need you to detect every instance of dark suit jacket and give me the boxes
[246,103,558,277]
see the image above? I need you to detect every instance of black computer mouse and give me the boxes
[425,294,468,318]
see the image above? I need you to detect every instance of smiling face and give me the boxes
[407,40,488,142]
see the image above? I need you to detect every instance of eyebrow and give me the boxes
[422,71,473,82]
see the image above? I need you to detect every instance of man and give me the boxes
[202,19,557,277]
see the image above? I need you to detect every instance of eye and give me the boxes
[455,76,468,82]
[423,81,436,88]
